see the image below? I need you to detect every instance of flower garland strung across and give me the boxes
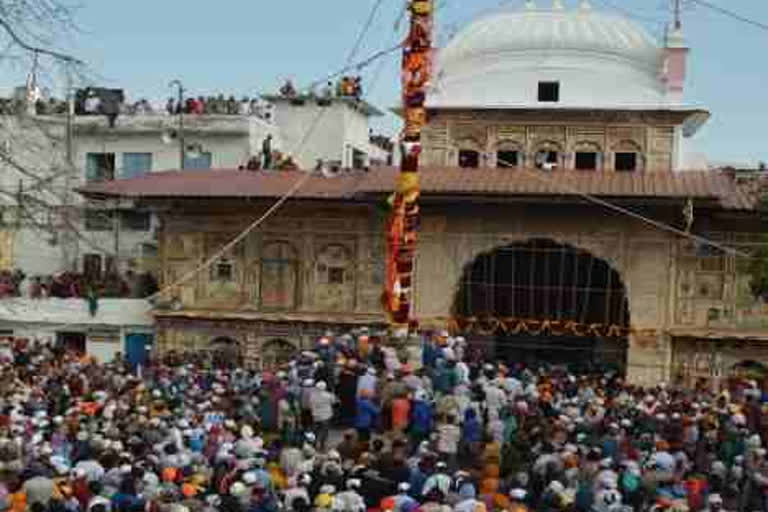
[384,0,434,334]
[445,316,657,339]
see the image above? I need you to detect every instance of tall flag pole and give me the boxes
[385,0,434,335]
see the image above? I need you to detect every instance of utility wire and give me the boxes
[75,0,394,315]
[688,0,768,32]
[0,17,84,64]
[495,156,749,258]
[346,0,387,65]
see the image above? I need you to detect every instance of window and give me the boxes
[104,255,117,276]
[86,153,115,182]
[535,150,559,170]
[459,150,480,168]
[260,242,298,310]
[497,150,519,168]
[615,152,638,172]
[183,152,212,170]
[122,153,152,179]
[575,152,598,171]
[538,81,560,102]
[83,253,103,281]
[352,148,367,170]
[84,209,113,231]
[212,259,234,282]
[328,267,345,284]
[121,211,151,231]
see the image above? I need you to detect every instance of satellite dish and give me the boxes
[161,128,178,145]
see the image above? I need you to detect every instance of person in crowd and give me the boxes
[262,135,273,170]
[3,327,768,512]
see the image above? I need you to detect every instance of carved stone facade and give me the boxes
[151,198,765,384]
[421,110,681,172]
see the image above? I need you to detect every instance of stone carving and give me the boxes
[314,243,355,312]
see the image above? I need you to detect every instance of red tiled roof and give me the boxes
[77,167,759,211]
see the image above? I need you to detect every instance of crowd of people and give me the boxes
[0,95,274,121]
[1,329,768,512]
[0,270,158,301]
[164,96,273,120]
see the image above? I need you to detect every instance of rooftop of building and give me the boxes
[77,166,763,212]
[428,1,702,115]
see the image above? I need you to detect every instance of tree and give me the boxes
[0,1,116,274]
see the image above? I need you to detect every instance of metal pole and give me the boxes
[170,80,185,170]
[384,0,434,335]
[113,204,119,270]
[64,62,77,270]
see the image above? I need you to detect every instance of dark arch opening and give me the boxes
[210,336,242,369]
[261,338,297,368]
[453,238,630,372]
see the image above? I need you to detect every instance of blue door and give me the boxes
[125,333,153,372]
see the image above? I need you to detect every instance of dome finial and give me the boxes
[552,0,565,10]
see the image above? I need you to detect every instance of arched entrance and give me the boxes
[261,338,297,368]
[210,336,242,369]
[453,238,629,372]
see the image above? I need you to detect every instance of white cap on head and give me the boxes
[347,479,361,489]
[398,482,411,492]
[510,489,527,500]
[230,482,247,496]
[316,381,327,390]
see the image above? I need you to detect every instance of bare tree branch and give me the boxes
[0,16,82,63]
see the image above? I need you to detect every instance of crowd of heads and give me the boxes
[1,327,767,512]
[0,94,273,122]
[279,77,363,101]
[164,96,272,120]
[0,270,158,300]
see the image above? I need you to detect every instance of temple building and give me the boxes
[81,1,768,385]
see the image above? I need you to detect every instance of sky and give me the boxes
[2,0,768,165]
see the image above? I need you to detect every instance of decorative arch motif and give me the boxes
[210,336,242,369]
[533,140,565,170]
[259,241,299,310]
[496,139,524,152]
[496,139,525,168]
[611,139,645,172]
[455,136,483,151]
[261,338,297,368]
[315,243,356,311]
[573,141,604,171]
[611,139,643,152]
[573,140,603,153]
[452,238,630,368]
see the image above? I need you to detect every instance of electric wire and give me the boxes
[687,0,768,32]
[496,156,750,258]
[44,0,395,326]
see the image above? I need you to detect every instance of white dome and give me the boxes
[430,4,671,109]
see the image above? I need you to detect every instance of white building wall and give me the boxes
[272,101,347,169]
[1,102,383,277]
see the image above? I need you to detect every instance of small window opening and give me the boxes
[328,267,345,284]
[535,150,559,170]
[575,152,598,171]
[459,150,480,168]
[213,259,234,282]
[615,152,638,172]
[497,150,519,168]
[538,81,560,102]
